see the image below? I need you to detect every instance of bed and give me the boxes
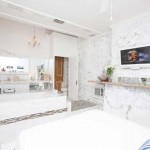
[19,110,150,150]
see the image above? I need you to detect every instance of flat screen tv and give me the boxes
[120,46,150,65]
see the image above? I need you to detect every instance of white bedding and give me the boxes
[19,110,150,150]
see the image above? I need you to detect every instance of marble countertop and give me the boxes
[88,80,150,89]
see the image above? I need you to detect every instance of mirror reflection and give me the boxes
[0,56,53,94]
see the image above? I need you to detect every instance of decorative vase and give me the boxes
[98,74,108,82]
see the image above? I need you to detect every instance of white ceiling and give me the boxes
[1,0,150,38]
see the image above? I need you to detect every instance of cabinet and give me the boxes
[0,72,29,94]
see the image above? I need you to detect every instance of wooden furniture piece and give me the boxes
[55,56,64,91]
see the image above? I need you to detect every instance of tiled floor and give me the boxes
[71,100,97,111]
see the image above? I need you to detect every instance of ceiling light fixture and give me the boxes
[28,25,40,47]
[110,0,113,21]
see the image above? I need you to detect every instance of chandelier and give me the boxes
[28,25,40,47]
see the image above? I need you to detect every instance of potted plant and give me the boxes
[104,65,115,82]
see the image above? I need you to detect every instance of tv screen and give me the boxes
[121,46,150,65]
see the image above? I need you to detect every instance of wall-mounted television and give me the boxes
[120,46,150,66]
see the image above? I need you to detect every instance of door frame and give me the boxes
[53,55,78,101]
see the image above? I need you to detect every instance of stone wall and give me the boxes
[78,33,111,101]
[78,13,150,127]
[111,12,150,80]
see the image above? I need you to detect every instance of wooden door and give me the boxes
[55,56,64,91]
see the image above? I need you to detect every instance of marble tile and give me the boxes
[78,13,150,127]
[78,33,111,102]
[71,100,97,111]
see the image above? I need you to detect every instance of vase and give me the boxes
[108,76,112,82]
[98,75,108,82]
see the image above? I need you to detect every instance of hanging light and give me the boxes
[28,25,40,47]
[110,0,113,21]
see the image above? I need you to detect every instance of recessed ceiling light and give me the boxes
[53,19,64,24]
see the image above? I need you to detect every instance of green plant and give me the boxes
[104,65,115,77]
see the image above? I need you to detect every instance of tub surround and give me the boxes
[0,92,67,121]
[0,92,67,150]
[89,79,150,127]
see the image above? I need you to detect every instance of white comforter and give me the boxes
[19,110,150,150]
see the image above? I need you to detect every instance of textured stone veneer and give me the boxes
[78,33,111,102]
[111,12,150,80]
[78,13,150,127]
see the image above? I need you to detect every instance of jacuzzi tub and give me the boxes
[19,110,150,150]
[0,92,67,120]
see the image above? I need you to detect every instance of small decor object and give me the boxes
[38,68,44,80]
[1,68,6,72]
[104,65,115,82]
[17,66,24,70]
[141,78,147,85]
[6,66,13,69]
[41,74,50,81]
[98,72,108,82]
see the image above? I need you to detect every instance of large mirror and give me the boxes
[0,56,53,94]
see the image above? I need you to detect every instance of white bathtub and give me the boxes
[19,110,150,150]
[0,92,67,120]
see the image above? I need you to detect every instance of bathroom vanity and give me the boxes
[0,72,29,94]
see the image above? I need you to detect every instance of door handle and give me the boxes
[76,81,78,85]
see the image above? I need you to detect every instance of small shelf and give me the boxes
[0,72,29,75]
[0,81,29,84]
[88,80,150,89]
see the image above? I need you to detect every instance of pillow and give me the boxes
[139,140,150,150]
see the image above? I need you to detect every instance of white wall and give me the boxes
[52,32,79,100]
[0,18,52,58]
[63,58,69,88]
[53,32,78,58]
[111,12,150,80]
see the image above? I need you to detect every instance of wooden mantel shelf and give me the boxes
[88,80,150,89]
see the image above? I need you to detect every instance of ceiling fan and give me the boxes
[99,0,113,20]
